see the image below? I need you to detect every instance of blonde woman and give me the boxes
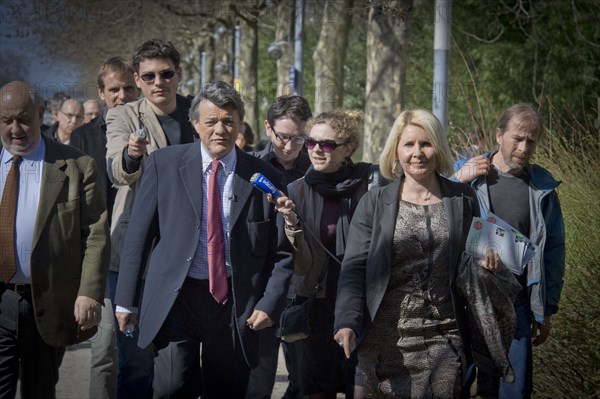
[333,109,497,398]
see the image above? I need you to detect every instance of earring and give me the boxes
[341,159,349,168]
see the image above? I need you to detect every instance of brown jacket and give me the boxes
[2,137,110,347]
[105,98,170,273]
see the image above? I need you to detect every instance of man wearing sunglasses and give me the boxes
[249,95,312,399]
[106,39,195,399]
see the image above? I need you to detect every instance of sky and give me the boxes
[0,0,83,99]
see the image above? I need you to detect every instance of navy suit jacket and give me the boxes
[115,142,294,368]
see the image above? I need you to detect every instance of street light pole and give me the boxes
[292,0,304,95]
[432,0,452,131]
[233,24,241,90]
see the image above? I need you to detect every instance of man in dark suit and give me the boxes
[70,57,140,399]
[249,95,312,399]
[0,81,110,398]
[115,81,294,398]
[106,39,196,398]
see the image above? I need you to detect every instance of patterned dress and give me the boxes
[358,201,466,398]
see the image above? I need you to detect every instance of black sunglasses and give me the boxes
[304,137,346,153]
[139,70,176,83]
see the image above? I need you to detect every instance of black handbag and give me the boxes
[276,295,313,342]
[276,217,341,343]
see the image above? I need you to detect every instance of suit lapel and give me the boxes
[441,179,463,283]
[230,152,254,227]
[140,99,168,149]
[33,138,67,246]
[179,142,203,223]
[380,180,401,269]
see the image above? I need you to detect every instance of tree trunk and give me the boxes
[313,0,354,114]
[363,0,413,163]
[276,0,295,97]
[239,6,260,137]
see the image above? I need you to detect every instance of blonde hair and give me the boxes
[379,109,453,180]
[307,110,363,156]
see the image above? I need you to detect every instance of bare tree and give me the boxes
[313,0,354,114]
[362,0,413,162]
[275,0,295,97]
[238,2,261,135]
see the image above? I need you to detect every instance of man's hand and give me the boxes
[478,249,503,272]
[74,296,102,331]
[334,328,356,359]
[127,132,149,158]
[246,310,274,331]
[453,155,490,183]
[532,315,552,346]
[115,311,138,334]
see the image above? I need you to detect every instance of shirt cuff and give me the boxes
[122,147,142,174]
[115,305,138,314]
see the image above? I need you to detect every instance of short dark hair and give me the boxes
[266,95,312,127]
[241,122,254,145]
[189,81,245,122]
[97,57,135,90]
[497,103,543,137]
[49,92,70,115]
[132,39,181,73]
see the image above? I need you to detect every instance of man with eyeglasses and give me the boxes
[70,56,141,399]
[253,95,312,185]
[249,95,312,399]
[43,96,84,145]
[106,39,195,399]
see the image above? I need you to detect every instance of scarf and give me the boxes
[304,161,373,258]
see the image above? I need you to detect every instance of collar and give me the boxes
[259,141,310,173]
[200,144,237,175]
[479,150,560,192]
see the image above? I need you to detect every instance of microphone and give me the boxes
[250,173,283,199]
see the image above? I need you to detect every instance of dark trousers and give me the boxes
[0,287,65,399]
[247,321,303,399]
[108,271,154,399]
[152,278,250,399]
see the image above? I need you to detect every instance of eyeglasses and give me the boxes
[270,125,306,145]
[139,70,176,83]
[304,137,346,153]
[58,110,83,121]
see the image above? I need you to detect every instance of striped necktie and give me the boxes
[207,159,228,304]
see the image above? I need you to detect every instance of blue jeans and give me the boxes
[108,271,154,399]
[499,304,533,398]
[475,304,534,399]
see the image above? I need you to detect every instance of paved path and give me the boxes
[47,343,293,398]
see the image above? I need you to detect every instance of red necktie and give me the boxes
[0,155,22,283]
[207,159,228,304]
